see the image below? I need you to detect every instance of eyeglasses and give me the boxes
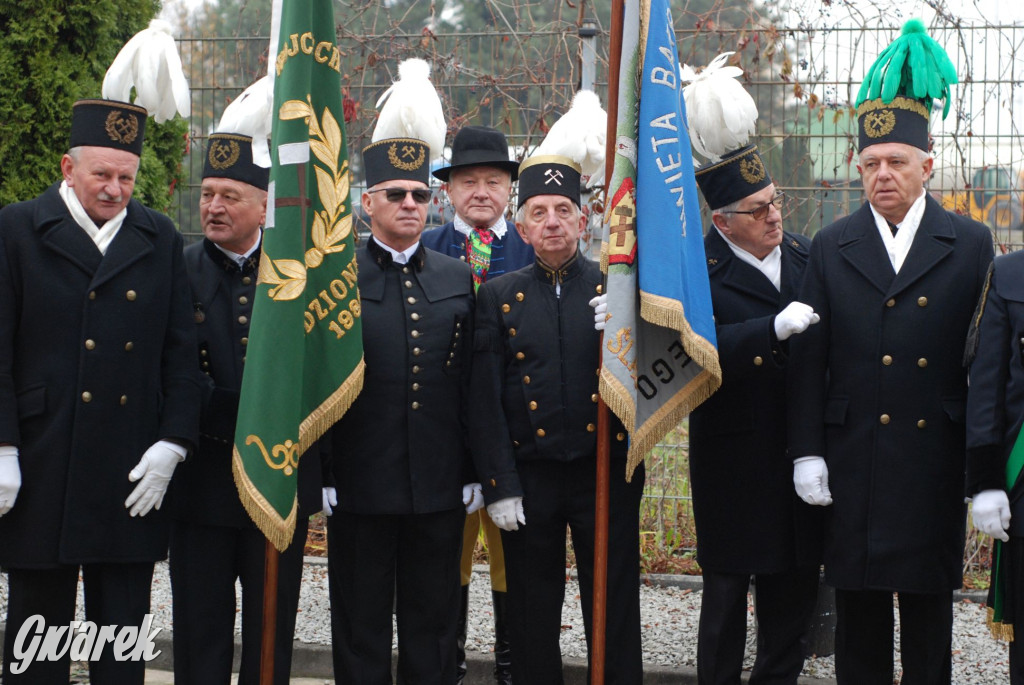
[720,192,785,221]
[367,187,432,204]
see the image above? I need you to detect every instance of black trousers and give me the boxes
[697,566,819,685]
[168,517,309,685]
[326,507,465,685]
[834,588,953,685]
[501,456,645,685]
[2,562,154,685]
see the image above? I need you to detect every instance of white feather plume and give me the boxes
[101,19,190,123]
[372,58,446,161]
[534,89,607,187]
[680,52,758,162]
[218,75,273,168]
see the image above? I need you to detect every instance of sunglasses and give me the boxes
[367,187,432,204]
[720,192,786,221]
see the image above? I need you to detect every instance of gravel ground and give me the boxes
[0,561,1011,682]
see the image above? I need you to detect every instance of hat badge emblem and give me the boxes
[739,155,766,185]
[209,140,241,170]
[544,168,564,186]
[864,109,897,138]
[104,110,140,145]
[388,142,426,171]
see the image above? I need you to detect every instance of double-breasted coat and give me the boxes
[788,196,993,593]
[330,238,475,513]
[689,229,823,574]
[0,183,201,568]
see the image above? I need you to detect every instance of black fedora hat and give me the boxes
[432,125,520,182]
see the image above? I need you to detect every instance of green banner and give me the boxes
[233,0,364,552]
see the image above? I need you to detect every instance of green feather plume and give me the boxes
[856,18,958,119]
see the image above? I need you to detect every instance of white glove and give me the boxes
[774,301,820,341]
[125,440,186,517]
[793,456,833,506]
[462,483,484,514]
[322,486,338,516]
[972,489,1011,542]
[487,496,526,531]
[589,294,609,331]
[0,446,21,517]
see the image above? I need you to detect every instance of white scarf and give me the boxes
[714,227,782,291]
[870,190,927,273]
[58,180,126,256]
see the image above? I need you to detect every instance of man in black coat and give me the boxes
[471,155,644,685]
[420,124,532,685]
[787,28,994,683]
[0,99,201,684]
[688,145,823,684]
[325,133,481,685]
[964,250,1024,682]
[169,131,325,684]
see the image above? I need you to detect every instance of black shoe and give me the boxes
[457,584,469,685]
[492,590,512,685]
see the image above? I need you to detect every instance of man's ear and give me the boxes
[710,212,730,234]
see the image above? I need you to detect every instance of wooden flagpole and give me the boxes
[260,540,280,685]
[592,1,625,682]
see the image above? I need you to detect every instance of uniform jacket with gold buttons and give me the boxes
[0,183,202,567]
[470,253,626,504]
[788,196,993,593]
[174,238,323,529]
[689,228,823,574]
[329,238,475,515]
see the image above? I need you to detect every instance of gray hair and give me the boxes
[514,199,582,225]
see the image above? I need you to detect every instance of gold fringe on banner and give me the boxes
[300,358,366,451]
[987,605,1015,642]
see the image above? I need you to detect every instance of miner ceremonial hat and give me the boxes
[680,52,772,210]
[516,155,582,209]
[432,126,520,182]
[202,76,273,190]
[203,133,270,190]
[69,20,190,157]
[855,19,957,152]
[365,58,446,188]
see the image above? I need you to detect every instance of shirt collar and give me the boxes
[367,235,427,271]
[453,212,508,240]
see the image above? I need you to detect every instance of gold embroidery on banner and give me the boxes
[246,434,300,477]
[209,140,241,170]
[105,111,139,145]
[739,155,766,185]
[863,109,897,138]
[388,142,426,171]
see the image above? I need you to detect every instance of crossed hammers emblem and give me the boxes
[543,169,564,186]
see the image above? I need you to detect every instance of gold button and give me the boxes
[407,297,417,304]
[411,401,421,410]
[413,348,422,356]
[200,349,208,357]
[456,322,462,329]
[455,332,460,339]
[516,292,525,302]
[509,328,517,337]
[412,365,421,374]
[242,276,252,285]
[502,304,511,313]
[536,428,546,437]
[126,290,137,301]
[616,432,626,441]
[460,256,466,261]
[241,337,248,346]
[591,394,598,403]
[490,478,497,487]
[523,375,531,384]
[411,330,420,338]
[753,356,763,366]
[882,355,892,365]
[403,267,410,274]
[125,342,134,352]
[917,419,927,429]
[89,291,96,300]
[596,284,603,294]
[202,362,210,369]
[529,401,538,410]
[886,298,895,308]
[512,440,520,447]
[917,296,928,307]
[516,352,525,360]
[239,296,248,305]
[449,352,455,358]
[120,395,127,406]
[82,392,93,403]
[412,383,420,391]
[586,423,596,432]
[85,339,95,350]
[411,312,420,321]
[918,358,927,368]
[404,280,413,288]
[880,414,891,425]
[239,316,248,325]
